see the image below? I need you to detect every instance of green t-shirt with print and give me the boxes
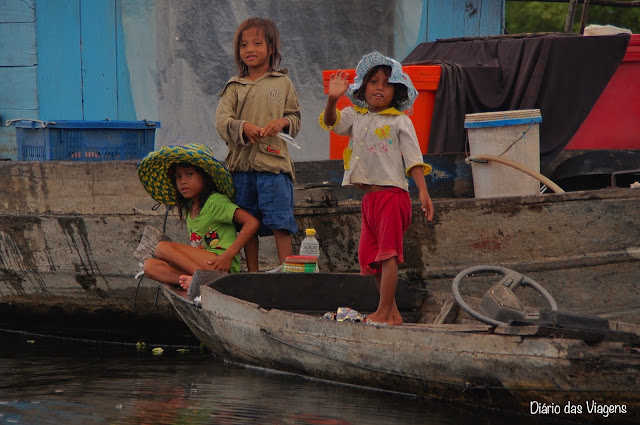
[186,193,240,273]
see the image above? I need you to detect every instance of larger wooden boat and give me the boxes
[0,157,638,342]
[295,175,640,325]
[162,270,640,425]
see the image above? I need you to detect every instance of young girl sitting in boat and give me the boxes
[137,143,259,290]
[320,52,435,326]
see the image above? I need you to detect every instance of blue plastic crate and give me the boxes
[9,119,160,161]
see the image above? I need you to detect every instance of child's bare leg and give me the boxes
[244,235,260,272]
[273,229,293,264]
[367,256,403,326]
[155,241,202,275]
[152,241,217,288]
[143,258,185,287]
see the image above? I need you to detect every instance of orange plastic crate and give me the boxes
[322,65,441,159]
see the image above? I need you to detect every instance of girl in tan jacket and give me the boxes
[216,17,301,272]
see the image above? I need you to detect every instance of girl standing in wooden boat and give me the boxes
[216,17,301,272]
[320,52,435,326]
[136,144,259,290]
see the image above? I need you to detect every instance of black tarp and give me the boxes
[403,33,631,167]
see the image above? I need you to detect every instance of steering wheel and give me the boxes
[452,265,558,327]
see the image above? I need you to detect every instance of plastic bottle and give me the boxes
[299,228,320,272]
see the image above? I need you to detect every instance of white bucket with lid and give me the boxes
[464,109,542,198]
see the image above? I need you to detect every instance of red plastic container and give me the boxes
[322,65,441,159]
[564,34,640,150]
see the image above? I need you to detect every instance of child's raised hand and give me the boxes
[328,70,349,101]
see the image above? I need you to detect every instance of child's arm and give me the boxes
[208,208,259,272]
[396,115,435,221]
[409,165,435,222]
[216,82,262,145]
[323,70,349,127]
[216,83,247,146]
[281,77,301,138]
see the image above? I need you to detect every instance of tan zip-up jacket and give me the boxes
[216,69,301,180]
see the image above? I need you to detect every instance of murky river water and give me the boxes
[0,330,553,425]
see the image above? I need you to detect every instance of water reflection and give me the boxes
[0,331,550,425]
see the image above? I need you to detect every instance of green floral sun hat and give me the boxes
[137,143,235,205]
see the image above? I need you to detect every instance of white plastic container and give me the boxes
[299,228,320,272]
[464,109,542,198]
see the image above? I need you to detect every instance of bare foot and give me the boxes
[392,309,403,325]
[178,275,192,290]
[366,312,403,326]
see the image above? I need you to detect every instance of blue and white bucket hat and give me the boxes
[346,51,418,112]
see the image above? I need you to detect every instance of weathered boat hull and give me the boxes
[0,156,465,340]
[0,158,638,341]
[162,273,640,424]
[0,161,194,342]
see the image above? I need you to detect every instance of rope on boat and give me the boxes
[0,327,201,350]
[260,328,635,393]
[133,205,171,317]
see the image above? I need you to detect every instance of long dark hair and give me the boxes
[168,163,217,222]
[354,65,409,110]
[233,17,282,77]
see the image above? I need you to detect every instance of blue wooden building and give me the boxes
[0,0,505,160]
[1,0,138,159]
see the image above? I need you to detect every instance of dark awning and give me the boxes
[403,33,630,167]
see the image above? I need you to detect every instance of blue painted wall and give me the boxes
[418,0,504,42]
[0,0,135,159]
[0,0,37,159]
[35,0,135,121]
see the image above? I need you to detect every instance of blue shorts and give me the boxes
[232,171,298,237]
